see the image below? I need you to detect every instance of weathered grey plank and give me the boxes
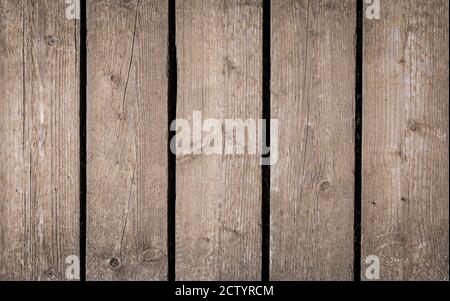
[362,0,449,280]
[0,0,79,280]
[270,0,356,280]
[87,0,168,280]
[176,0,262,280]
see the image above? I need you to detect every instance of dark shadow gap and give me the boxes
[354,0,364,282]
[167,0,177,282]
[262,0,271,282]
[79,0,87,282]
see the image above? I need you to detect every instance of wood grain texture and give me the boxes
[0,0,79,280]
[270,0,356,280]
[362,0,449,281]
[87,0,168,280]
[176,0,262,280]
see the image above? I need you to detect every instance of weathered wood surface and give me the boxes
[270,0,356,280]
[0,0,79,280]
[1,0,449,282]
[86,0,168,280]
[175,0,262,280]
[362,0,449,280]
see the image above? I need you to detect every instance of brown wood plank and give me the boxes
[0,0,79,280]
[270,0,356,280]
[362,0,449,280]
[87,0,168,280]
[175,0,262,280]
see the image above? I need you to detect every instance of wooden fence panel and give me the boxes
[362,0,449,280]
[87,0,168,280]
[175,0,262,280]
[1,0,449,282]
[270,0,356,280]
[0,0,79,280]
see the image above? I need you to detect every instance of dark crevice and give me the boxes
[167,0,177,282]
[261,0,271,282]
[79,0,87,282]
[354,0,363,282]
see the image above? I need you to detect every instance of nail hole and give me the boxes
[46,35,59,47]
[408,120,421,132]
[142,247,164,263]
[45,269,57,279]
[319,181,331,192]
[110,74,120,85]
[109,257,120,269]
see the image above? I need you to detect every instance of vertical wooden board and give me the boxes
[176,0,262,280]
[362,0,449,280]
[87,0,168,280]
[0,0,79,280]
[0,0,23,279]
[270,0,356,280]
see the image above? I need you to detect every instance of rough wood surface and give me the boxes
[87,0,168,280]
[0,0,79,280]
[176,0,262,280]
[1,0,449,282]
[270,0,356,280]
[362,0,449,280]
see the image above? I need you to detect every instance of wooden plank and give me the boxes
[0,0,79,280]
[87,0,168,280]
[362,0,449,280]
[176,0,262,280]
[270,0,356,280]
